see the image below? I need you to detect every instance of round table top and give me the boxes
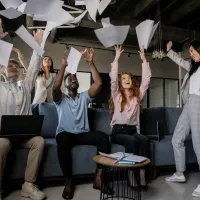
[93,155,151,168]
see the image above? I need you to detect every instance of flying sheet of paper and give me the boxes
[84,0,99,22]
[17,2,27,13]
[0,7,23,19]
[41,29,50,50]
[0,40,13,66]
[67,47,82,74]
[98,0,111,15]
[75,0,85,5]
[15,25,44,56]
[136,20,159,49]
[101,17,111,27]
[67,10,87,24]
[94,25,130,48]
[0,0,23,9]
[46,9,74,31]
[33,1,64,22]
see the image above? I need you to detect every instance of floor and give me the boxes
[4,172,200,200]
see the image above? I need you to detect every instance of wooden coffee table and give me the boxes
[93,155,151,200]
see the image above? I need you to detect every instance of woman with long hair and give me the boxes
[165,41,200,198]
[32,56,56,104]
[109,45,151,189]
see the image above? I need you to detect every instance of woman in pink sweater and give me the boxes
[109,45,151,189]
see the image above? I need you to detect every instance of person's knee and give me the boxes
[32,136,45,150]
[0,139,11,154]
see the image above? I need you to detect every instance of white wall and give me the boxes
[5,36,183,80]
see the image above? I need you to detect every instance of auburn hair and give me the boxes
[109,72,140,119]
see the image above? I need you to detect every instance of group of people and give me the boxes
[1,19,200,200]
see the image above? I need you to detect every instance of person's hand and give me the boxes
[0,18,8,39]
[167,41,173,51]
[114,45,124,61]
[33,29,44,45]
[12,47,23,59]
[61,50,68,66]
[82,48,94,63]
[138,46,146,62]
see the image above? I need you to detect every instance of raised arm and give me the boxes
[24,29,43,94]
[167,41,190,71]
[109,45,124,97]
[12,48,28,71]
[82,48,102,98]
[53,53,68,103]
[138,46,152,99]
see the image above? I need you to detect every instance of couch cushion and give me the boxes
[165,107,183,135]
[39,103,58,138]
[88,108,112,135]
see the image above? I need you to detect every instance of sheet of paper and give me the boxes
[99,152,130,159]
[0,40,13,66]
[15,25,44,56]
[46,9,74,31]
[75,0,85,5]
[0,7,23,19]
[84,0,99,22]
[101,17,111,27]
[115,25,130,44]
[147,21,159,47]
[135,19,154,49]
[17,2,27,13]
[41,29,50,50]
[123,155,147,163]
[98,0,111,15]
[67,10,87,24]
[0,0,23,9]
[33,1,64,22]
[67,47,82,74]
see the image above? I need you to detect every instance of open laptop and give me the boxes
[0,115,44,138]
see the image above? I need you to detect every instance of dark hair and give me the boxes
[38,56,54,76]
[63,73,76,83]
[8,59,20,68]
[189,42,200,77]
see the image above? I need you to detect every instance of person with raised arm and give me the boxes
[165,41,200,198]
[0,25,46,200]
[109,45,151,190]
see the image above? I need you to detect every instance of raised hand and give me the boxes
[138,46,146,62]
[33,29,44,45]
[114,45,124,61]
[12,47,23,59]
[167,41,173,51]
[0,19,8,39]
[82,48,94,63]
[62,50,68,67]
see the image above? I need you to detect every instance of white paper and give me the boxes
[15,25,44,56]
[99,152,130,159]
[136,19,159,49]
[0,40,13,66]
[0,7,23,19]
[17,2,27,13]
[67,48,82,74]
[94,25,130,48]
[33,1,64,22]
[46,9,74,31]
[84,0,99,22]
[98,0,111,15]
[41,29,50,50]
[75,0,85,5]
[101,17,111,27]
[67,10,88,24]
[0,0,23,9]
[123,155,147,163]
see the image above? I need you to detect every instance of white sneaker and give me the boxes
[165,173,186,183]
[21,182,46,200]
[192,184,200,197]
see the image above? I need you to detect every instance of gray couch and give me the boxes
[4,104,197,182]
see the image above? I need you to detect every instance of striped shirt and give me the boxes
[0,51,41,129]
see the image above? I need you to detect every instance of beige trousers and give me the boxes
[0,136,45,188]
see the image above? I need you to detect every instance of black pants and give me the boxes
[56,131,111,181]
[111,125,149,157]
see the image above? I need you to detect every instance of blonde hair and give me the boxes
[109,72,140,119]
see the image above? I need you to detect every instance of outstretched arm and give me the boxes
[53,53,68,103]
[167,41,190,71]
[138,46,152,100]
[12,48,28,71]
[24,29,43,94]
[109,45,124,97]
[82,48,102,98]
